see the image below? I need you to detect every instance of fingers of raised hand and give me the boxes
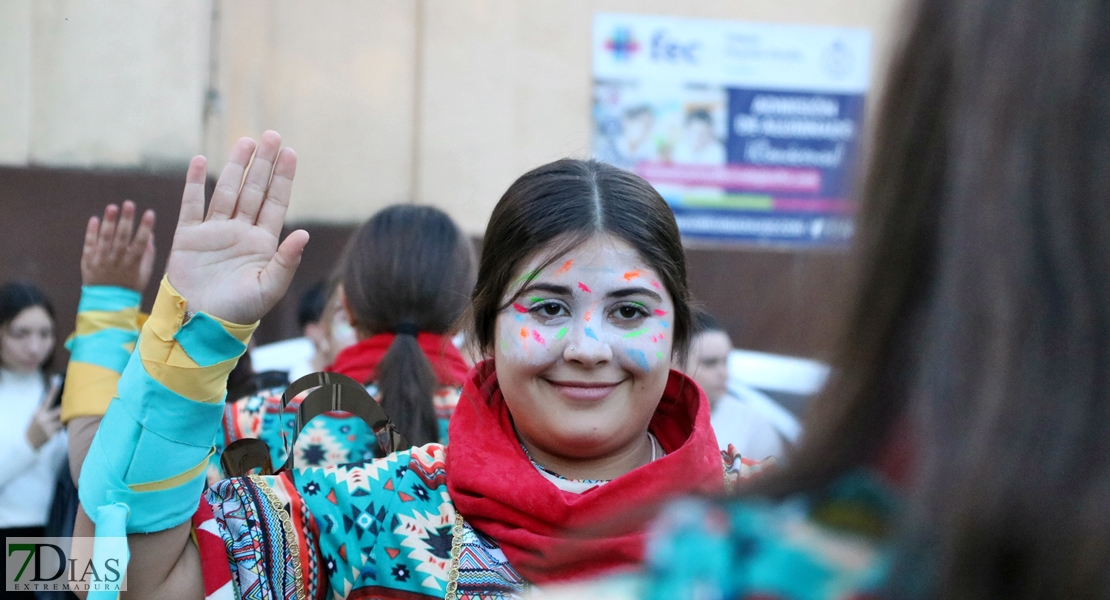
[207,138,257,221]
[256,147,297,236]
[111,201,137,261]
[126,209,156,261]
[179,155,208,227]
[234,130,283,224]
[97,204,120,256]
[82,216,100,265]
[259,228,310,307]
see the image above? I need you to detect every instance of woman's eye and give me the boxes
[530,301,568,319]
[614,304,649,320]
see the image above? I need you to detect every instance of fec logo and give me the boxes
[604,27,641,60]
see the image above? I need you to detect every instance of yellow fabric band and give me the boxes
[138,276,257,404]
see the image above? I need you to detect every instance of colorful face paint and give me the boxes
[491,234,677,475]
[625,348,650,371]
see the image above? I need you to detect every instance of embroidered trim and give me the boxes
[248,474,305,600]
[445,510,465,600]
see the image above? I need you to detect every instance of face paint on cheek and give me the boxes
[554,327,568,340]
[625,348,650,371]
[532,329,546,346]
[653,309,668,316]
[512,303,528,313]
[622,329,648,339]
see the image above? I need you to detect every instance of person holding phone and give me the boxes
[0,281,67,598]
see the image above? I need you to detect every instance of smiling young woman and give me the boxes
[68,135,732,599]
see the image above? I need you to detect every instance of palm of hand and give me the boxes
[168,220,280,324]
[165,132,308,325]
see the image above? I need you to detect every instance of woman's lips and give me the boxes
[545,379,622,401]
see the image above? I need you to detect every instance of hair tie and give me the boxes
[393,321,419,337]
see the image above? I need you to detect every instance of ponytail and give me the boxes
[375,334,439,446]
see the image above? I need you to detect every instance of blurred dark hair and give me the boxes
[297,281,327,329]
[754,0,1110,597]
[341,205,476,446]
[0,281,56,374]
[471,159,691,362]
[690,309,725,337]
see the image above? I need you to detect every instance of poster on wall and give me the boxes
[592,13,871,247]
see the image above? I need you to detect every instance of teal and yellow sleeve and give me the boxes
[77,276,256,599]
[62,286,145,423]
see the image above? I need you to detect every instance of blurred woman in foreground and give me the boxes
[629,0,1110,597]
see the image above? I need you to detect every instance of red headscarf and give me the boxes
[327,332,471,386]
[446,360,725,584]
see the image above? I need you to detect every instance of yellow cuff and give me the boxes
[138,276,258,403]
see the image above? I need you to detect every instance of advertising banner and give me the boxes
[592,14,871,247]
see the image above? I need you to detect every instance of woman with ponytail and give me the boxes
[331,204,475,446]
[220,204,475,471]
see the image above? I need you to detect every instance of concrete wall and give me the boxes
[2,0,903,226]
[0,0,210,168]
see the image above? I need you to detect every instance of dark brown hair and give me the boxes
[341,205,476,445]
[0,281,56,377]
[757,0,1110,596]
[471,159,691,360]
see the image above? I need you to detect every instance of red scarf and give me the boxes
[327,333,471,386]
[446,361,724,584]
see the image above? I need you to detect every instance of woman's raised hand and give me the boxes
[165,131,309,324]
[81,200,156,291]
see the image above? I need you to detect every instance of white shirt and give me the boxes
[0,368,67,528]
[710,387,786,462]
[250,337,316,380]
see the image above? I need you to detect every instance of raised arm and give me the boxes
[73,131,307,599]
[64,200,156,484]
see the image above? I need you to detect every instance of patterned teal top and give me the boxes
[640,471,899,600]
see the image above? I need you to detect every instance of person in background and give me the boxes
[292,281,329,378]
[219,203,476,473]
[0,281,67,599]
[628,0,1110,597]
[248,280,332,381]
[685,309,787,462]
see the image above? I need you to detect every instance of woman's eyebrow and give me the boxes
[607,287,663,301]
[519,282,574,296]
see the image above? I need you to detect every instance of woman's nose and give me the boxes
[562,323,612,366]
